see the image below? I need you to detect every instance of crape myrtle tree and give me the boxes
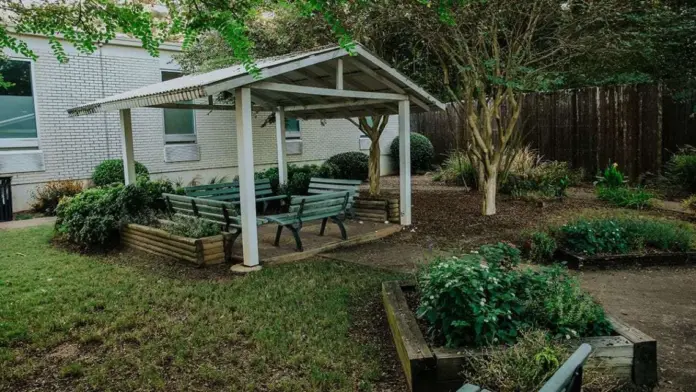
[3,0,694,212]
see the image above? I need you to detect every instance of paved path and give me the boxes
[0,217,56,230]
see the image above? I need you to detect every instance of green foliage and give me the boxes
[257,164,322,195]
[559,217,694,255]
[163,215,221,238]
[55,184,156,249]
[390,133,434,173]
[524,232,558,263]
[136,177,175,212]
[498,148,580,199]
[434,151,478,189]
[30,180,83,216]
[596,186,655,210]
[665,147,696,192]
[325,151,368,181]
[595,163,625,188]
[417,247,610,347]
[92,159,149,187]
[683,195,696,213]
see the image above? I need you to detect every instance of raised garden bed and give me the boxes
[354,196,400,223]
[382,281,657,392]
[121,223,235,266]
[555,248,696,270]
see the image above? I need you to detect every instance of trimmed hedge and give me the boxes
[325,151,368,181]
[92,159,149,186]
[389,133,434,172]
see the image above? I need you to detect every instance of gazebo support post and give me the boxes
[398,100,412,225]
[236,88,260,268]
[119,108,136,185]
[275,107,288,185]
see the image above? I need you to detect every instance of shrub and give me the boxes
[596,186,654,210]
[478,242,521,270]
[257,164,324,195]
[92,159,149,186]
[559,217,694,255]
[683,195,696,213]
[524,232,558,263]
[30,180,83,216]
[325,151,368,181]
[163,215,221,238]
[595,163,625,188]
[665,146,696,192]
[434,151,478,188]
[55,184,156,248]
[417,251,610,347]
[501,148,579,198]
[390,133,435,172]
[136,177,175,211]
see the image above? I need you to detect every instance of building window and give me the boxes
[285,117,301,139]
[0,59,39,148]
[161,71,196,143]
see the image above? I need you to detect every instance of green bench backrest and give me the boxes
[184,178,276,201]
[289,191,350,220]
[308,177,361,205]
[164,193,239,228]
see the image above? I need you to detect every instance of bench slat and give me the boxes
[290,191,349,204]
[310,177,362,186]
[309,183,359,192]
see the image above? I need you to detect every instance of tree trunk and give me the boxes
[368,137,381,196]
[482,169,498,215]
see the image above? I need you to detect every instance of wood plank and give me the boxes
[121,231,198,256]
[124,223,197,245]
[310,177,362,185]
[123,239,199,264]
[607,314,658,385]
[251,81,408,101]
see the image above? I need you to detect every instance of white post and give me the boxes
[236,88,260,267]
[275,107,288,185]
[398,100,412,226]
[119,108,136,185]
[336,58,344,90]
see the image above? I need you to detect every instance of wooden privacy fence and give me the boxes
[412,85,696,179]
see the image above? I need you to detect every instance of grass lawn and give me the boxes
[0,226,405,392]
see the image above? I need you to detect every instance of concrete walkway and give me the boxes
[0,216,56,230]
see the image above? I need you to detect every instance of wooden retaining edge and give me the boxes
[555,248,696,270]
[125,223,197,245]
[123,239,199,264]
[122,232,197,258]
[122,228,198,253]
[383,282,656,391]
[382,281,436,392]
[262,225,401,265]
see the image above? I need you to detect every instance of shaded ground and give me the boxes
[580,267,696,392]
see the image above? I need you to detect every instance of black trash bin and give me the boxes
[0,176,12,222]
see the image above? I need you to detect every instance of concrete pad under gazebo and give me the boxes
[67,43,445,270]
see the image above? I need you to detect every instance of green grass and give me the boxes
[0,226,403,391]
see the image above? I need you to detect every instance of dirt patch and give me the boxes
[46,344,79,360]
[579,267,696,392]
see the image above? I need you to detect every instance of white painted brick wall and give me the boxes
[1,36,399,211]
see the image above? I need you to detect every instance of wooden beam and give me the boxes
[398,100,412,226]
[251,82,408,101]
[336,58,344,90]
[347,58,431,111]
[150,103,236,111]
[119,109,136,185]
[284,99,393,112]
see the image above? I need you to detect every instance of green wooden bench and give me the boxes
[307,177,362,216]
[265,191,350,251]
[163,193,268,252]
[184,178,287,213]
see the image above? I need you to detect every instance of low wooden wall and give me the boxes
[354,196,400,223]
[556,248,696,270]
[121,224,229,266]
[383,281,657,391]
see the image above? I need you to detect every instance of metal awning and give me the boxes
[67,43,445,119]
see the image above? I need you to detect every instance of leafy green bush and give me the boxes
[163,215,221,238]
[595,163,625,188]
[596,186,654,209]
[434,151,478,188]
[559,217,694,255]
[325,151,368,181]
[136,177,175,211]
[665,146,696,192]
[55,184,156,248]
[502,161,575,198]
[390,133,434,172]
[478,242,521,270]
[30,180,84,216]
[524,232,558,263]
[92,159,149,186]
[417,248,611,347]
[257,164,321,195]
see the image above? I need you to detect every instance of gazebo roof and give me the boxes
[67,43,445,119]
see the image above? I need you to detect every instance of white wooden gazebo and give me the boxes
[68,43,445,270]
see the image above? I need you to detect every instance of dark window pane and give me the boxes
[0,60,37,139]
[161,71,195,137]
[286,117,300,137]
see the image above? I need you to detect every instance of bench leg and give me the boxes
[288,225,304,252]
[274,225,283,246]
[224,229,242,262]
[319,218,328,236]
[332,218,347,240]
